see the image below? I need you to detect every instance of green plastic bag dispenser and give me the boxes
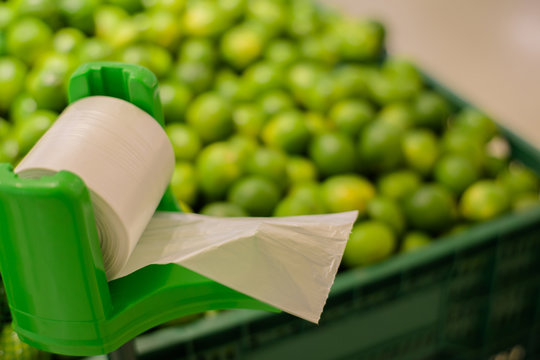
[0,62,277,356]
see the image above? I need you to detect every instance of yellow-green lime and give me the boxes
[453,107,498,142]
[512,193,540,212]
[228,175,281,216]
[165,123,201,162]
[286,156,318,185]
[232,103,266,138]
[320,174,375,214]
[460,180,510,221]
[200,202,248,217]
[264,38,299,66]
[343,221,396,267]
[186,92,233,143]
[6,17,53,65]
[170,162,198,207]
[376,102,415,131]
[329,99,374,138]
[0,56,26,113]
[159,81,192,123]
[402,129,439,176]
[196,142,243,201]
[257,89,295,117]
[441,128,485,168]
[377,170,422,202]
[182,0,230,37]
[401,232,432,253]
[496,163,540,197]
[241,60,284,96]
[220,22,266,70]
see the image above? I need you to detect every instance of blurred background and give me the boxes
[323,0,540,145]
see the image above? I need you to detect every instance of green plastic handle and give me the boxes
[0,62,277,356]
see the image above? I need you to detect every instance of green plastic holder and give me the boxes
[0,62,277,356]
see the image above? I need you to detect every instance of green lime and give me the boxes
[12,0,60,29]
[401,232,432,253]
[9,92,37,123]
[183,0,231,37]
[367,197,406,235]
[58,0,101,35]
[220,22,266,70]
[77,38,113,63]
[178,37,216,66]
[186,92,233,144]
[305,112,333,136]
[512,192,540,212]
[273,193,324,217]
[287,181,326,213]
[159,81,192,123]
[286,156,318,185]
[403,183,457,234]
[257,90,295,117]
[377,170,422,202]
[496,163,540,197]
[441,128,485,168]
[53,27,86,54]
[309,132,356,177]
[412,91,452,131]
[331,64,370,99]
[232,103,266,138]
[264,38,299,66]
[217,0,245,21]
[6,17,53,65]
[300,32,340,65]
[165,123,201,162]
[227,134,258,167]
[329,99,374,138]
[14,110,57,155]
[299,73,338,112]
[118,44,172,79]
[357,120,402,174]
[434,154,480,195]
[0,323,47,360]
[106,0,143,13]
[213,69,242,100]
[241,61,284,96]
[460,180,510,221]
[453,107,498,142]
[287,0,321,38]
[0,118,10,141]
[170,161,198,207]
[286,61,324,95]
[142,0,186,13]
[200,202,248,217]
[320,174,375,214]
[94,5,138,49]
[245,147,288,188]
[368,59,423,105]
[0,56,27,113]
[262,110,310,154]
[376,102,415,130]
[0,4,15,30]
[246,0,287,35]
[196,142,243,200]
[331,19,383,61]
[26,54,74,111]
[343,221,396,267]
[135,10,182,50]
[0,137,19,164]
[402,129,439,176]
[172,60,213,94]
[228,175,281,216]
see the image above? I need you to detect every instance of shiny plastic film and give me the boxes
[15,96,357,323]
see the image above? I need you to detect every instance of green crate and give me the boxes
[86,74,540,360]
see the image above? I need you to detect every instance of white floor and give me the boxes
[322,0,540,146]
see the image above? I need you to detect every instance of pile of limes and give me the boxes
[1,0,540,350]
